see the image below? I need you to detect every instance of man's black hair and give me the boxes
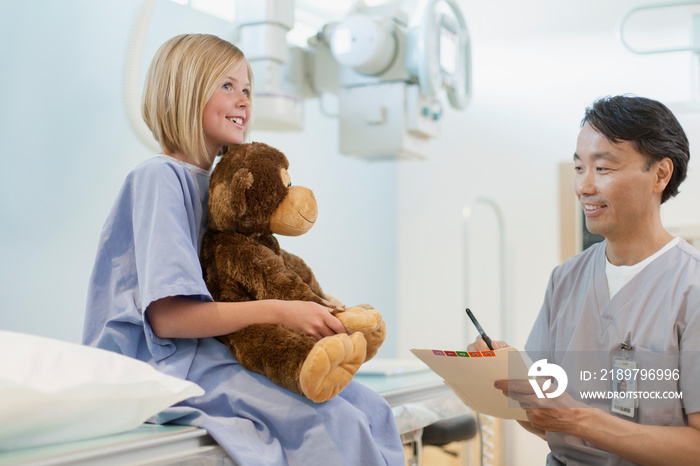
[582,95,689,203]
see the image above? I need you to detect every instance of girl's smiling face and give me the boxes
[202,63,251,160]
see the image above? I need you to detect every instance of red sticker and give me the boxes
[445,351,458,357]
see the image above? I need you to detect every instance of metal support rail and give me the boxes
[617,1,700,54]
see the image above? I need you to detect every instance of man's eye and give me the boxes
[287,181,292,187]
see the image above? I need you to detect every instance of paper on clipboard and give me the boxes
[410,347,531,421]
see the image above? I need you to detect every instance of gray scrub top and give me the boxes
[525,240,700,465]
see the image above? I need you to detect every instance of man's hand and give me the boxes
[467,336,509,352]
[495,378,589,435]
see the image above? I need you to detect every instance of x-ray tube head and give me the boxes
[330,14,397,76]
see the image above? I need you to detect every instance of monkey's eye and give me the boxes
[280,168,292,188]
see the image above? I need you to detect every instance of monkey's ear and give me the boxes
[230,168,254,216]
[209,167,254,230]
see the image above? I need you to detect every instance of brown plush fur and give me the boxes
[201,142,385,402]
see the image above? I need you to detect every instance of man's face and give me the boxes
[574,123,665,243]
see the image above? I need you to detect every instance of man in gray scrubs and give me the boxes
[471,95,700,464]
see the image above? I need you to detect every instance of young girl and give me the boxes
[83,34,404,465]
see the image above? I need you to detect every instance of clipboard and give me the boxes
[410,347,530,421]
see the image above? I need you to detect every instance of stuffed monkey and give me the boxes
[201,142,386,403]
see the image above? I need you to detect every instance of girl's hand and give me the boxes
[320,298,345,311]
[274,300,347,341]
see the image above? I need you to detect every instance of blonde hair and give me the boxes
[142,34,253,166]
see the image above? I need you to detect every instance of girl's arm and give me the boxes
[146,296,347,341]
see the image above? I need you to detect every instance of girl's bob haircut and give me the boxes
[142,34,253,166]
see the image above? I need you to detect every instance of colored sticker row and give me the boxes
[432,350,495,357]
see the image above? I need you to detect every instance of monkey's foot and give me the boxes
[336,306,386,361]
[299,332,366,403]
[362,319,386,362]
[336,306,382,334]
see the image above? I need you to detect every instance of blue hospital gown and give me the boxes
[82,155,404,465]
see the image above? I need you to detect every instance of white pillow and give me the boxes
[0,331,204,450]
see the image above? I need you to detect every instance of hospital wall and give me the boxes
[3,1,700,465]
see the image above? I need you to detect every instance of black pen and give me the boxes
[465,308,494,351]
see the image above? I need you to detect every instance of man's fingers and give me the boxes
[494,379,534,393]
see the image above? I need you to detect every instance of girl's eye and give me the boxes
[222,83,232,90]
[242,89,250,97]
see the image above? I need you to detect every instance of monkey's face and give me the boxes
[207,142,317,237]
[269,170,317,236]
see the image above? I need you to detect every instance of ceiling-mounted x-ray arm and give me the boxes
[123,0,473,159]
[407,0,472,109]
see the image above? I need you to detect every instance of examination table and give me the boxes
[0,370,473,465]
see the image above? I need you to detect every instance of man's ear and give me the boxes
[653,158,673,194]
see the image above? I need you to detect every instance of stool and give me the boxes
[422,414,477,447]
